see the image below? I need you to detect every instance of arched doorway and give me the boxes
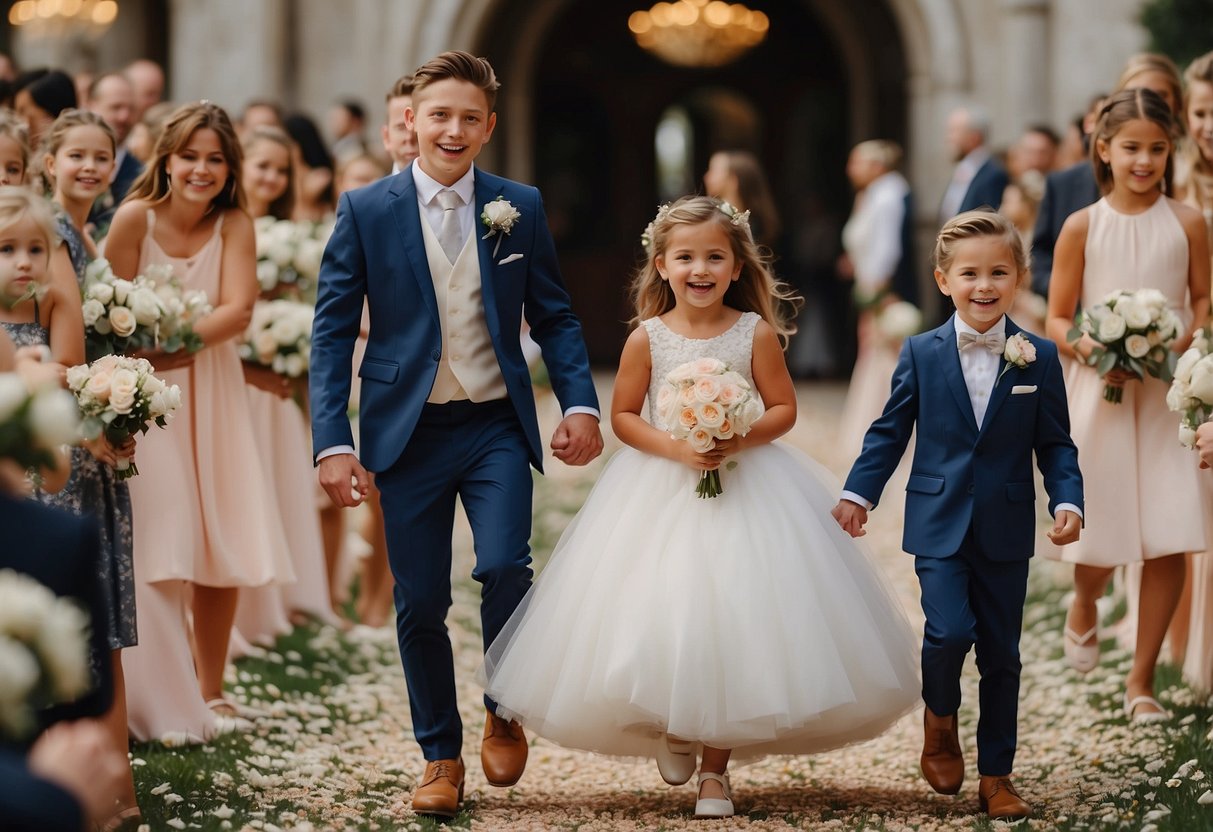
[477,0,910,366]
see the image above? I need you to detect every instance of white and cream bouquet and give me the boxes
[0,371,80,474]
[876,300,923,342]
[657,357,762,498]
[1168,328,1213,448]
[0,569,92,740]
[254,215,329,301]
[1067,287,1182,404]
[81,259,210,362]
[66,355,181,480]
[239,298,313,379]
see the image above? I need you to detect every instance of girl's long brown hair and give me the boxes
[126,101,246,211]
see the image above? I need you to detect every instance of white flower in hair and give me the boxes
[717,201,753,241]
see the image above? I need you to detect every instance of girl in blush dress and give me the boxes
[103,102,294,742]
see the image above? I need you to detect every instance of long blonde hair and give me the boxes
[632,195,800,346]
[1179,50,1213,214]
[0,185,60,256]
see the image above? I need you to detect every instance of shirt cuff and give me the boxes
[840,490,874,511]
[1055,502,1083,520]
[563,406,601,420]
[317,444,356,461]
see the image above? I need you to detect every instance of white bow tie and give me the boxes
[957,330,1005,354]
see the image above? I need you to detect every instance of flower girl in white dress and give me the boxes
[482,196,919,818]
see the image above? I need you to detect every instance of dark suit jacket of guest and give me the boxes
[1030,161,1101,297]
[87,151,145,230]
[0,494,112,741]
[891,191,919,307]
[0,749,83,831]
[956,157,1010,216]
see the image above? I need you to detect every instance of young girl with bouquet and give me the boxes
[482,195,919,818]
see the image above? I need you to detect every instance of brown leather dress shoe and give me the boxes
[412,757,464,818]
[921,707,964,795]
[482,709,528,787]
[979,775,1032,819]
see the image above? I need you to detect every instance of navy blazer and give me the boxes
[957,158,1009,215]
[0,749,83,831]
[844,315,1083,561]
[88,152,145,230]
[310,164,599,473]
[1030,161,1100,297]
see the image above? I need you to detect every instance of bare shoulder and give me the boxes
[1058,204,1091,238]
[108,199,151,235]
[1167,197,1207,234]
[220,207,254,235]
[622,322,651,355]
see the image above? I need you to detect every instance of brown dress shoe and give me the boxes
[482,709,528,786]
[979,775,1032,819]
[921,707,964,795]
[412,757,464,818]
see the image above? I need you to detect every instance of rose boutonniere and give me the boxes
[998,332,1037,381]
[481,197,521,257]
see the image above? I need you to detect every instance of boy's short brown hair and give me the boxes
[385,74,414,104]
[412,51,500,112]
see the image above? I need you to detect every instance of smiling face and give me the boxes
[0,136,25,186]
[1188,80,1213,166]
[45,124,114,205]
[405,78,495,185]
[241,137,291,215]
[934,234,1023,332]
[167,127,231,207]
[656,220,742,313]
[1097,116,1170,196]
[0,215,51,303]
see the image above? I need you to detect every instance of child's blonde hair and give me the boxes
[37,108,116,191]
[0,185,60,253]
[0,110,30,180]
[933,209,1029,279]
[1116,52,1184,128]
[241,125,295,221]
[1179,50,1213,211]
[632,195,800,346]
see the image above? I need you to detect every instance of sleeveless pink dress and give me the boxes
[122,209,294,742]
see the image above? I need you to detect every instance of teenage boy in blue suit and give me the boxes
[832,210,1083,820]
[309,51,602,817]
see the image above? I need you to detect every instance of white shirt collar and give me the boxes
[956,146,990,178]
[411,162,476,208]
[954,314,1007,341]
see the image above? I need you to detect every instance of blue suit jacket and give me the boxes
[1030,161,1100,297]
[957,158,1009,215]
[309,165,599,473]
[843,316,1083,561]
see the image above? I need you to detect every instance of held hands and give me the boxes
[831,499,868,538]
[550,412,603,466]
[671,434,745,471]
[319,452,369,508]
[1047,509,1082,546]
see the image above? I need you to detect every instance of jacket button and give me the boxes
[430,349,441,361]
[967,483,975,494]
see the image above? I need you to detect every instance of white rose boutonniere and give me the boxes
[999,332,1037,381]
[481,197,521,257]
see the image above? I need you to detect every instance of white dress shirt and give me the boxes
[939,147,989,223]
[841,171,909,294]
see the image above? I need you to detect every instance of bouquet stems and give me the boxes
[696,469,723,499]
[114,455,139,481]
[1104,383,1124,404]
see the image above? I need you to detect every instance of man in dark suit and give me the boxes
[940,106,1009,222]
[86,72,145,233]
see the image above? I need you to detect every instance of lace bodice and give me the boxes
[643,311,762,430]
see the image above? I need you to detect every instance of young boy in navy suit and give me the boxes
[832,210,1083,819]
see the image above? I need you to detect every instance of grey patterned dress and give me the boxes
[28,213,138,649]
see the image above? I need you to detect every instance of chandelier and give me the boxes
[629,0,769,68]
[7,0,120,37]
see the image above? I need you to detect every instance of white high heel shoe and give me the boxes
[656,735,698,786]
[694,771,734,819]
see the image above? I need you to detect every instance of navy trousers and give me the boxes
[374,399,533,761]
[914,527,1029,776]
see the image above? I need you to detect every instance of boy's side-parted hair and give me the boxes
[412,51,500,112]
[1090,88,1175,196]
[127,101,246,211]
[0,184,60,252]
[385,74,415,104]
[632,195,801,346]
[933,209,1030,279]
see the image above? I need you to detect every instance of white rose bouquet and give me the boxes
[658,357,762,498]
[875,300,923,342]
[254,216,330,302]
[239,299,314,379]
[0,371,80,475]
[66,355,181,480]
[81,259,210,361]
[1168,328,1213,448]
[0,569,92,740]
[1067,287,1181,404]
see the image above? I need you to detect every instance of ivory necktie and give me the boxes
[436,189,463,264]
[956,330,1006,354]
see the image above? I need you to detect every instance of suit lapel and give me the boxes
[977,317,1021,436]
[388,165,440,330]
[473,173,506,342]
[937,316,979,434]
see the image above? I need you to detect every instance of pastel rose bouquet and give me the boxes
[254,215,330,302]
[239,298,313,379]
[0,569,92,740]
[66,355,181,480]
[658,357,762,498]
[1168,328,1213,448]
[875,300,923,342]
[0,371,81,474]
[80,259,210,361]
[1067,287,1181,404]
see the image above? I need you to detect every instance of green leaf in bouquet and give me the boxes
[1066,324,1085,345]
[1096,350,1119,376]
[100,410,118,425]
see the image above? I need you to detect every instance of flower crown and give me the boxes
[640,199,754,255]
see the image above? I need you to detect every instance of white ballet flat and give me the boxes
[1063,623,1099,674]
[1124,693,1171,724]
[694,771,734,819]
[656,735,698,786]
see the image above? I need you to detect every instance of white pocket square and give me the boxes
[497,253,524,266]
[1011,385,1037,394]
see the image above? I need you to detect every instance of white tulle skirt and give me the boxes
[481,442,920,761]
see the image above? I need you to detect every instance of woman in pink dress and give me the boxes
[104,102,294,741]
